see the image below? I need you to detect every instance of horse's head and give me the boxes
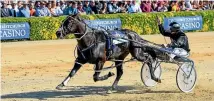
[56,14,84,39]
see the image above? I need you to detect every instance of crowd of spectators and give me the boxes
[1,0,214,18]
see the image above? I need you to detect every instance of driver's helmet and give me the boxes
[169,22,180,32]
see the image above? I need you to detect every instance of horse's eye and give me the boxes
[69,20,74,23]
[69,21,75,26]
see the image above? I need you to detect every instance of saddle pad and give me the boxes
[108,30,128,44]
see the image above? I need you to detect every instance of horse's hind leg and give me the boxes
[56,60,85,90]
[93,61,115,82]
[130,47,147,62]
[111,61,123,90]
[147,56,161,83]
[130,47,161,83]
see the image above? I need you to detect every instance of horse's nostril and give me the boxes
[56,32,61,38]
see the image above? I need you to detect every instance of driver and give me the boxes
[156,17,190,61]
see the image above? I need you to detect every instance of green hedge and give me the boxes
[1,10,214,40]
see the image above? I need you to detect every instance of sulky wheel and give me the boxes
[141,61,162,87]
[176,62,197,93]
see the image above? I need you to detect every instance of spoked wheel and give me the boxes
[176,62,197,93]
[141,61,162,87]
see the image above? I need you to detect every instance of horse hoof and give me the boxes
[157,79,161,83]
[106,88,117,94]
[154,78,161,83]
[108,72,115,77]
[107,89,113,94]
[56,84,65,90]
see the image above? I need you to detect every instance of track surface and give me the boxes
[1,32,214,101]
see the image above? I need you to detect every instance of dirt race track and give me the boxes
[1,32,214,101]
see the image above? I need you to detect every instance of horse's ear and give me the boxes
[67,14,77,19]
[70,13,81,21]
[66,16,74,23]
[71,13,79,18]
[76,14,82,21]
[68,14,74,18]
[68,13,81,21]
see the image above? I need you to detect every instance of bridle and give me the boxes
[59,16,93,40]
[60,16,97,62]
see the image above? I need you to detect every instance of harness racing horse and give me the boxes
[55,14,160,91]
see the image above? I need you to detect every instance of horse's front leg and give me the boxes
[56,60,85,90]
[93,61,115,82]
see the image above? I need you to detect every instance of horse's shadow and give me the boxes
[1,86,181,100]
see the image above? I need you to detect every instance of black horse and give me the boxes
[55,14,160,91]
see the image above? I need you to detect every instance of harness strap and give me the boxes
[77,46,86,60]
[75,61,83,66]
[81,44,95,52]
[76,43,96,60]
[75,27,91,40]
